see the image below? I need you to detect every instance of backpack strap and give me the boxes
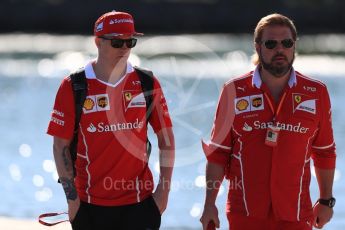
[134,66,155,158]
[69,69,87,176]
[134,66,154,122]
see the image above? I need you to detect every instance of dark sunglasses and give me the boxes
[99,37,137,48]
[261,39,294,49]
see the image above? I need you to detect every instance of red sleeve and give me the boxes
[202,82,236,167]
[46,76,75,140]
[311,85,336,169]
[148,77,172,133]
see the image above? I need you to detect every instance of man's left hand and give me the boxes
[152,188,169,214]
[313,202,333,229]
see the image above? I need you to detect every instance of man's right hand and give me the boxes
[68,197,80,222]
[200,203,220,230]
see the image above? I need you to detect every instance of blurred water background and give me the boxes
[0,33,344,229]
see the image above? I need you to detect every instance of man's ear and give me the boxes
[254,42,260,54]
[95,37,101,49]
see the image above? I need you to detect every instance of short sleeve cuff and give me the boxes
[312,154,336,169]
[202,140,230,167]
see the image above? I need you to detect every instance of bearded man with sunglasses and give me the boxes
[201,13,336,230]
[47,11,174,230]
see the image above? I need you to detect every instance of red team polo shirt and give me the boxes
[47,61,172,206]
[203,67,336,222]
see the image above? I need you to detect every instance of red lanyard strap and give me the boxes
[38,212,69,226]
[264,92,287,119]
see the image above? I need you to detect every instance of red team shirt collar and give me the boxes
[252,65,297,89]
[84,60,135,87]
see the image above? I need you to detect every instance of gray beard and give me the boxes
[260,52,294,78]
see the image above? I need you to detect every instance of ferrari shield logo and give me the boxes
[294,95,301,104]
[292,93,316,114]
[125,92,132,101]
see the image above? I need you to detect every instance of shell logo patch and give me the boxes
[236,99,249,111]
[84,98,95,111]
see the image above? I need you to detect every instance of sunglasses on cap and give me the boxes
[261,39,295,49]
[99,37,137,48]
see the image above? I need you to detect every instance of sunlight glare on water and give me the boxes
[42,160,56,173]
[32,174,44,187]
[35,187,53,202]
[19,144,32,158]
[195,175,206,188]
[9,164,22,182]
[190,202,202,218]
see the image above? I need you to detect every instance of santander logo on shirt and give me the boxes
[241,121,309,134]
[87,118,144,133]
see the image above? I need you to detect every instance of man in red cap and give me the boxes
[200,13,336,230]
[47,10,175,230]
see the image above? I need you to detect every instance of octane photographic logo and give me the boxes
[104,35,235,167]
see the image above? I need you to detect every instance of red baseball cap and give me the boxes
[94,11,144,37]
